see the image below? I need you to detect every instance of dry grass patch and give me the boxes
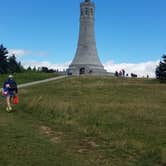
[39,125,63,144]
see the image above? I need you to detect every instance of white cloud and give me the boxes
[22,60,71,71]
[8,49,28,57]
[8,49,48,57]
[104,60,159,78]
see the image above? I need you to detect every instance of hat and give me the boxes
[8,75,13,78]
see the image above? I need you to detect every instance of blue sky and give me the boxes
[0,0,166,77]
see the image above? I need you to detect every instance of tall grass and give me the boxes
[16,77,166,165]
[0,76,166,165]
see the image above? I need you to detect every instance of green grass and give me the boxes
[0,71,59,86]
[0,76,166,166]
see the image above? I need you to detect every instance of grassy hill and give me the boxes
[0,76,166,166]
[0,72,58,86]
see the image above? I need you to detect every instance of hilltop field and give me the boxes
[0,72,58,85]
[0,76,166,166]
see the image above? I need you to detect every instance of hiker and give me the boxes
[3,75,18,112]
[122,69,125,77]
[115,71,119,77]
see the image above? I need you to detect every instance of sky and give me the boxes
[0,0,166,77]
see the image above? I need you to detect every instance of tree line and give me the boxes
[0,44,23,74]
[0,44,57,74]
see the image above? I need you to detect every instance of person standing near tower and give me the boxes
[2,75,18,112]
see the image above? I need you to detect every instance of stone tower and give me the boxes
[68,0,106,75]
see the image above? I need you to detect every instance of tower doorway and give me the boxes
[80,68,85,75]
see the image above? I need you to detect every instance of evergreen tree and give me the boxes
[0,44,24,73]
[8,54,18,72]
[27,66,32,71]
[156,54,166,82]
[18,61,24,72]
[0,44,8,73]
[33,66,37,72]
[8,54,23,72]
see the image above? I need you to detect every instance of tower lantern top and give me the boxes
[85,0,90,2]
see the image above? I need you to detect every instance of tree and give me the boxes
[0,44,8,73]
[41,67,49,73]
[8,54,24,72]
[0,44,24,73]
[18,61,24,72]
[27,66,32,71]
[156,54,166,83]
[33,66,37,72]
[8,54,18,72]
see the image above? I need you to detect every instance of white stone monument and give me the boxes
[68,0,107,75]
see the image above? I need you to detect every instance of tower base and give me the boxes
[68,64,108,76]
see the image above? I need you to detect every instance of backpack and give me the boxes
[8,79,16,89]
[3,79,17,93]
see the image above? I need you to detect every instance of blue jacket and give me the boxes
[3,78,18,93]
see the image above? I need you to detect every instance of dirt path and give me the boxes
[18,75,67,88]
[0,76,68,92]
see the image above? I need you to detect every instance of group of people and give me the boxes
[115,69,126,77]
[1,75,18,112]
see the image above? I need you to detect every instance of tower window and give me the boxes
[90,8,93,15]
[85,8,88,15]
[81,9,83,15]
